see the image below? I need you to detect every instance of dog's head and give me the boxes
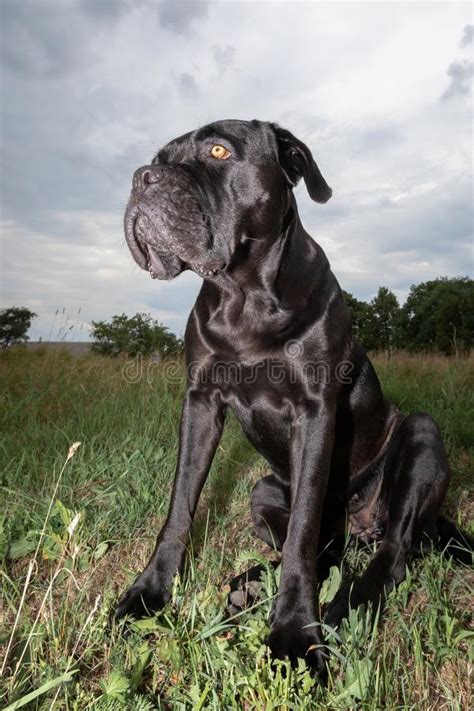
[124,119,332,280]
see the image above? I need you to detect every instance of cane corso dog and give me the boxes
[117,119,472,675]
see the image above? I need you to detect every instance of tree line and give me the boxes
[1,277,473,355]
[343,277,473,355]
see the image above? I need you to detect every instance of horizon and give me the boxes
[20,273,474,343]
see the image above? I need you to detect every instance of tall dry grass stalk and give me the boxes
[1,442,82,680]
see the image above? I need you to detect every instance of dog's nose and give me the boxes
[133,165,162,192]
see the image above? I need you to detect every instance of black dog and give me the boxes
[117,119,472,674]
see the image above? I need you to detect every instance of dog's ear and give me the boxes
[272,124,332,204]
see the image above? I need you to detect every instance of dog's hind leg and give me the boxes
[226,475,290,615]
[226,474,345,615]
[434,514,474,564]
[250,474,292,550]
[325,413,452,627]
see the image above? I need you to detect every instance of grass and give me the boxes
[0,348,472,709]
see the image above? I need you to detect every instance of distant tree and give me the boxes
[90,313,183,357]
[367,287,402,353]
[342,290,378,350]
[0,307,37,348]
[400,277,474,354]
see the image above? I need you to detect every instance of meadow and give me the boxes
[0,348,472,710]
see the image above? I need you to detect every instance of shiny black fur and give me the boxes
[117,120,472,675]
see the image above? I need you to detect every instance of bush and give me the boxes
[0,307,37,348]
[90,313,183,358]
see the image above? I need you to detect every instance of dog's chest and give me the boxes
[209,363,304,473]
[229,394,292,473]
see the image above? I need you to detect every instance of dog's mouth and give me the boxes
[145,243,184,280]
[127,210,225,281]
[127,211,183,280]
[124,170,226,281]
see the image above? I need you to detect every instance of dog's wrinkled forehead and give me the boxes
[154,119,276,164]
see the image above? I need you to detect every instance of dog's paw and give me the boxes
[324,584,352,628]
[324,576,389,628]
[115,570,170,621]
[266,621,328,679]
[226,579,262,617]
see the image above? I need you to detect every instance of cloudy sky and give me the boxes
[1,0,472,341]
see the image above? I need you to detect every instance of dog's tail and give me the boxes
[431,515,474,565]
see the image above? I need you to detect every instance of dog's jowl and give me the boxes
[117,119,473,675]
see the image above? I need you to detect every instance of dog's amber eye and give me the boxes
[210,144,231,160]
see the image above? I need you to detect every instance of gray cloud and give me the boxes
[179,72,199,97]
[459,24,474,48]
[1,210,200,341]
[80,0,131,21]
[213,44,236,77]
[441,60,474,101]
[158,0,209,35]
[440,25,474,101]
[0,0,94,77]
[295,172,472,302]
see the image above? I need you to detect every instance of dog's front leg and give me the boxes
[267,399,335,675]
[116,388,225,620]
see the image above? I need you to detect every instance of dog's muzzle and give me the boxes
[124,164,225,280]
